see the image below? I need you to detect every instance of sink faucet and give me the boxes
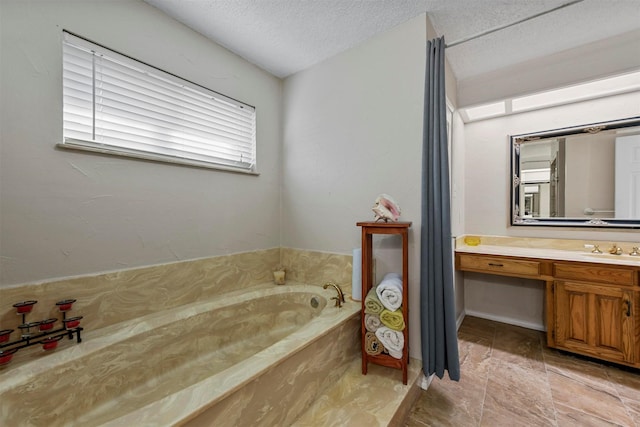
[630,247,640,256]
[323,281,345,307]
[609,244,623,255]
[585,243,602,253]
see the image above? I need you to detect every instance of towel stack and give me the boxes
[365,313,382,332]
[364,289,384,314]
[380,308,405,331]
[376,272,403,311]
[375,326,404,359]
[363,272,405,359]
[365,332,384,355]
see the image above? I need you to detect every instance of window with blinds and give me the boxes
[60,32,257,173]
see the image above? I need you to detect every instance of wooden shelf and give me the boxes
[358,221,411,384]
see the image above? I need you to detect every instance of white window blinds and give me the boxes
[61,32,257,173]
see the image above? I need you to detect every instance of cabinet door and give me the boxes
[555,280,634,363]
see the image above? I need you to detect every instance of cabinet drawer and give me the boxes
[554,263,636,286]
[458,254,541,277]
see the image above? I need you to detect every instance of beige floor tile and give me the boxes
[458,317,496,341]
[605,364,640,402]
[619,398,640,427]
[458,336,493,377]
[408,388,481,427]
[405,317,639,427]
[554,402,626,427]
[543,348,615,392]
[490,325,546,372]
[480,359,556,427]
[547,368,634,426]
[409,369,487,427]
[603,365,640,426]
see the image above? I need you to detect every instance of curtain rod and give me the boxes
[445,0,584,48]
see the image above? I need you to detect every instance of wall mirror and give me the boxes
[511,117,640,228]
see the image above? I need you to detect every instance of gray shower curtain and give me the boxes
[420,36,460,381]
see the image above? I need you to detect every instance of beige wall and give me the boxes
[0,0,283,286]
[460,91,640,329]
[282,14,427,358]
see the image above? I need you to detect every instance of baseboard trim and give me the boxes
[464,310,545,332]
[456,310,466,331]
[418,372,434,391]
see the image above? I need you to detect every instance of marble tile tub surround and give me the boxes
[456,235,640,266]
[293,357,422,427]
[280,247,353,292]
[182,314,361,427]
[1,285,360,426]
[0,248,281,334]
[0,247,354,345]
[0,247,358,424]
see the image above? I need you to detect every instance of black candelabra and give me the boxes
[0,299,84,366]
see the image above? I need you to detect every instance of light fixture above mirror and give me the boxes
[460,70,640,123]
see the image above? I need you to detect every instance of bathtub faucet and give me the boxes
[323,281,345,308]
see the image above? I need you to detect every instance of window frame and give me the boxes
[59,31,258,175]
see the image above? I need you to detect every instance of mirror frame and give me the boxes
[510,116,640,229]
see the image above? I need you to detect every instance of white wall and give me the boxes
[462,91,640,329]
[282,15,427,358]
[0,0,283,286]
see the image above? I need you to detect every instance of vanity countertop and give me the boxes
[455,236,640,267]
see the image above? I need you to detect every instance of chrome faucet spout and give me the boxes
[323,281,345,307]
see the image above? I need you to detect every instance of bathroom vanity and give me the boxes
[455,238,640,368]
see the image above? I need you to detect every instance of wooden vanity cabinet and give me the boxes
[551,262,639,365]
[456,253,547,280]
[553,280,635,363]
[455,252,640,368]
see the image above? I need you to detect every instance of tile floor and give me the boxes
[405,316,640,427]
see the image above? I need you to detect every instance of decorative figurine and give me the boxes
[372,194,401,222]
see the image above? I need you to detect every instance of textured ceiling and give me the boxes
[144,0,640,80]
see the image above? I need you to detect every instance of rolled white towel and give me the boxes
[375,326,404,359]
[365,314,382,333]
[376,272,403,311]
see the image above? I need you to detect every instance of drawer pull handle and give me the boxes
[488,263,504,267]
